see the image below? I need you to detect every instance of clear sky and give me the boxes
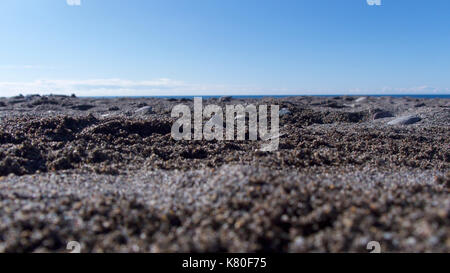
[0,0,449,96]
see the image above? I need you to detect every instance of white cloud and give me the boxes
[0,65,55,70]
[0,78,256,97]
[348,86,450,95]
[0,79,448,97]
[67,0,81,6]
[0,78,302,97]
[380,86,447,94]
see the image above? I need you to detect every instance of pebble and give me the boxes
[355,97,367,103]
[406,237,417,246]
[279,108,291,116]
[373,111,394,120]
[291,236,306,251]
[71,104,95,111]
[343,103,357,108]
[387,115,421,125]
[135,106,154,115]
[219,96,232,103]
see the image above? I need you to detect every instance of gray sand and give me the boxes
[0,95,448,252]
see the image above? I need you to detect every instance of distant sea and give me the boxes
[88,94,450,99]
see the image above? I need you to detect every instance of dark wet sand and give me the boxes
[0,95,448,252]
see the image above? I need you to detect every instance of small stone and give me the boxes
[414,103,426,108]
[343,103,356,108]
[292,236,306,251]
[219,96,232,102]
[136,106,154,115]
[406,237,417,246]
[373,111,394,120]
[355,97,367,103]
[428,236,439,246]
[71,104,95,111]
[13,94,24,99]
[387,115,421,125]
[279,108,291,116]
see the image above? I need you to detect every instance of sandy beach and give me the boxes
[0,95,448,252]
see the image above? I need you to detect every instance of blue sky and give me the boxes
[0,0,449,96]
